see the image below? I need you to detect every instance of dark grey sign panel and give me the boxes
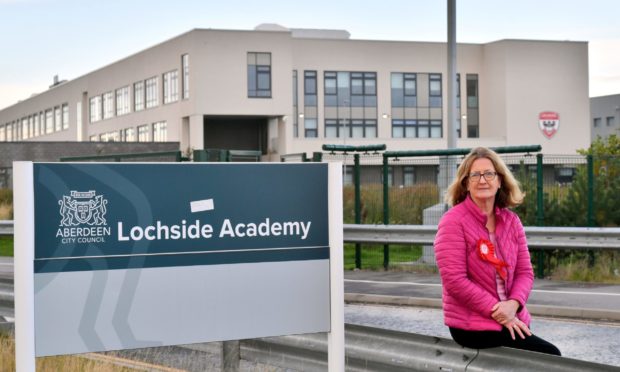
[31,163,330,356]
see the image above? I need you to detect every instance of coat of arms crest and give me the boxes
[58,190,108,226]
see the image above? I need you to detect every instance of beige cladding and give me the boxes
[0,28,590,156]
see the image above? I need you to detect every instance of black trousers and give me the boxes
[449,327,561,356]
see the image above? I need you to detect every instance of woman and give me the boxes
[434,147,560,355]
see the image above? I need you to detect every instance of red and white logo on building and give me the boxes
[538,111,560,139]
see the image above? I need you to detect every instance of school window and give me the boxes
[116,86,130,116]
[137,124,149,142]
[392,119,442,138]
[21,118,28,140]
[182,54,190,99]
[62,103,69,130]
[33,115,39,137]
[102,92,114,119]
[163,70,179,104]
[247,52,271,98]
[153,121,167,142]
[607,116,615,127]
[292,70,299,138]
[403,166,415,186]
[392,119,416,138]
[325,119,376,138]
[304,118,318,138]
[45,109,54,133]
[134,81,145,111]
[391,73,417,108]
[429,74,442,108]
[303,70,318,138]
[145,77,159,108]
[122,127,135,142]
[466,74,479,138]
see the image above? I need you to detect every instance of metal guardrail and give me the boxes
[343,224,620,250]
[242,324,618,372]
[0,220,13,236]
[1,323,616,371]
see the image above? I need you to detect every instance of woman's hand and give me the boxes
[504,317,532,340]
[491,299,520,325]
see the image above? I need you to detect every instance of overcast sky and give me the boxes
[1,0,619,110]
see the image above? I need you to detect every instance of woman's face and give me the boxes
[467,157,501,204]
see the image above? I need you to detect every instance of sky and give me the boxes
[1,0,619,110]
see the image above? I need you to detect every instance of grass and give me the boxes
[344,243,426,270]
[0,236,12,257]
[550,251,620,283]
[0,333,136,372]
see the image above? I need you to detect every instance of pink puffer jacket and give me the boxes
[434,196,534,331]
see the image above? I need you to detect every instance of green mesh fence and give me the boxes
[309,150,620,273]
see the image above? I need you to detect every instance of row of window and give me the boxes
[593,116,616,127]
[298,118,444,139]
[89,121,168,142]
[0,103,69,141]
[90,55,189,123]
[292,70,477,139]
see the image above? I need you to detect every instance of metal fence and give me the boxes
[282,146,620,277]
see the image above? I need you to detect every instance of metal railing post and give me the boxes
[536,153,544,226]
[587,154,594,227]
[536,153,545,278]
[383,155,389,270]
[354,154,361,270]
[222,340,240,371]
[587,154,595,267]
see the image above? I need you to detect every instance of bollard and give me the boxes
[222,340,240,371]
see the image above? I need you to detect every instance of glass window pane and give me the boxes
[365,79,376,95]
[391,73,403,88]
[351,126,364,138]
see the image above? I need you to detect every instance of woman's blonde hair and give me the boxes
[445,147,524,208]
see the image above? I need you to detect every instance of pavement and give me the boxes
[344,269,620,321]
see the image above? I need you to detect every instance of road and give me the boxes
[344,270,620,313]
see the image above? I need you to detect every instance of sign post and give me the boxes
[14,161,343,371]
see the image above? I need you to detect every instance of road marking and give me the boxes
[190,198,214,213]
[345,279,442,287]
[344,279,620,296]
[532,289,620,297]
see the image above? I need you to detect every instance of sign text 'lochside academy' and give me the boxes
[54,191,311,245]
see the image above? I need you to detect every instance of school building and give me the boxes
[0,24,590,160]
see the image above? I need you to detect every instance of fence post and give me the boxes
[222,340,240,371]
[536,153,544,226]
[535,153,545,278]
[382,155,389,270]
[587,154,594,227]
[586,154,595,267]
[354,154,361,270]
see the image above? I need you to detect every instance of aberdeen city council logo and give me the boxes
[56,190,111,244]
